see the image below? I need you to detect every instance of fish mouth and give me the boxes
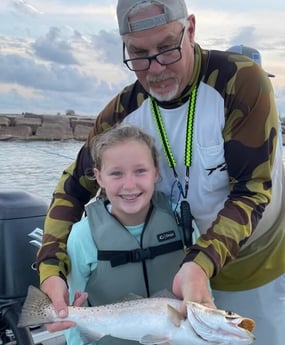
[238,318,255,333]
[186,302,256,342]
[191,319,256,343]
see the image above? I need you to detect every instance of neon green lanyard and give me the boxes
[150,86,198,199]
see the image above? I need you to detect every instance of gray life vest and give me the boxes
[85,191,186,307]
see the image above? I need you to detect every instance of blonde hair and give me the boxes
[91,123,159,171]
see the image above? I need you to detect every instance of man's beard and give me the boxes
[147,72,179,102]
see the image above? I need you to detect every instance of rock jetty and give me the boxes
[0,113,95,141]
[1,112,285,143]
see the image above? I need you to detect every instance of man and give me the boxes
[37,1,285,344]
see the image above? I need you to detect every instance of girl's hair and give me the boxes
[91,123,159,171]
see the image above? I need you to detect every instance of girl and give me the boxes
[65,124,196,345]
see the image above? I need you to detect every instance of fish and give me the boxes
[18,285,255,345]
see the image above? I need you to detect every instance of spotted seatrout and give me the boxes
[18,285,255,344]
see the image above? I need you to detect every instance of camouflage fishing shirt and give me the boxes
[37,43,285,291]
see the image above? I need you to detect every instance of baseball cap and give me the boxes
[227,44,275,78]
[117,0,188,35]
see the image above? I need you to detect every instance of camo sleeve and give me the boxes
[183,55,279,280]
[37,82,147,284]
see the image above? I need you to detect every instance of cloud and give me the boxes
[32,27,78,64]
[0,27,132,115]
[228,26,258,47]
[91,29,122,65]
[10,0,43,15]
[0,53,92,92]
[0,78,124,115]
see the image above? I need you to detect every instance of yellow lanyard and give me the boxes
[150,85,198,199]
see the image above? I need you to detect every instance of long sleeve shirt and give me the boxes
[37,44,285,291]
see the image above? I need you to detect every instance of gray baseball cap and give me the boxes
[117,0,188,35]
[227,44,275,78]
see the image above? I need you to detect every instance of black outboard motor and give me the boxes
[0,190,48,345]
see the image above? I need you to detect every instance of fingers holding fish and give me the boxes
[172,261,216,313]
[41,275,69,315]
[40,275,76,332]
[72,290,88,307]
[45,319,76,332]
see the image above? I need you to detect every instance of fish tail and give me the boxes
[18,285,54,328]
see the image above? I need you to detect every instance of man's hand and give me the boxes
[172,261,216,315]
[41,276,75,332]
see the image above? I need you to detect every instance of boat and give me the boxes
[0,190,65,345]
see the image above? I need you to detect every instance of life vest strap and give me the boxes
[98,240,183,267]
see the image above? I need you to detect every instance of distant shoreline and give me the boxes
[0,112,95,141]
[0,112,285,144]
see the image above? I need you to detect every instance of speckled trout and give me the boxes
[18,285,255,345]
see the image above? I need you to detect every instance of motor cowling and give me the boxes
[0,190,48,300]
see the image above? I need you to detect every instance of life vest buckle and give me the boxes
[129,248,153,262]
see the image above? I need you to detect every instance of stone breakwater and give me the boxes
[0,113,95,141]
[1,113,285,143]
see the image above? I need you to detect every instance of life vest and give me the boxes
[85,191,186,306]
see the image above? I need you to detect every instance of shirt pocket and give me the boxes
[197,143,229,192]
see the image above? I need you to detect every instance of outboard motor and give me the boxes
[0,190,47,345]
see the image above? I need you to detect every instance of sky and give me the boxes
[0,0,284,117]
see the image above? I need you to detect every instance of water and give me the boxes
[0,140,83,203]
[1,140,285,204]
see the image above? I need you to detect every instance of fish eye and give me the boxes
[225,310,238,319]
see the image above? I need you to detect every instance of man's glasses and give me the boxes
[123,27,185,72]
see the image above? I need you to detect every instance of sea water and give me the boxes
[0,140,285,204]
[0,140,83,203]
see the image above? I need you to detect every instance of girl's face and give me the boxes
[94,139,159,226]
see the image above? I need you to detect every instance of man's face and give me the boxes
[123,17,195,101]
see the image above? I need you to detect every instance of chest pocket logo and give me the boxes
[157,231,176,242]
[206,162,227,176]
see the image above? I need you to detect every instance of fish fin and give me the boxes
[18,285,53,327]
[140,334,170,344]
[117,293,144,302]
[167,304,184,327]
[116,290,176,302]
[78,328,105,344]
